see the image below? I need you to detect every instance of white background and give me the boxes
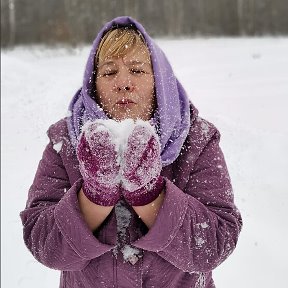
[2,37,288,287]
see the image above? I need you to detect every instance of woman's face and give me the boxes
[96,44,155,121]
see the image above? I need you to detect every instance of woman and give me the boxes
[20,16,242,287]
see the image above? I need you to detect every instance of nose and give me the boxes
[114,69,134,92]
[116,85,131,92]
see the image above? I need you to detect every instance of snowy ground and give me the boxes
[2,37,288,287]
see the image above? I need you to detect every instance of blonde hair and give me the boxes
[96,28,149,63]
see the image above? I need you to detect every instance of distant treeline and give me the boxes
[2,0,288,47]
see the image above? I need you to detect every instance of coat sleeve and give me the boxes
[132,130,242,273]
[20,139,115,271]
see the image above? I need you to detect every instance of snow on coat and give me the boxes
[20,106,242,287]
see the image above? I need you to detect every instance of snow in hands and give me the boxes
[80,118,161,195]
[77,121,121,206]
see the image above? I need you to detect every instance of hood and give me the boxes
[67,16,197,166]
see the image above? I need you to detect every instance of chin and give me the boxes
[112,114,140,122]
[110,110,152,122]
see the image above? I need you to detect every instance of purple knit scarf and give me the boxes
[67,16,193,166]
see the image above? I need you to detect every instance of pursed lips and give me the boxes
[116,99,136,105]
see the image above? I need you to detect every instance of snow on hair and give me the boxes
[96,27,148,63]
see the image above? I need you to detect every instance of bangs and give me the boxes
[96,28,147,63]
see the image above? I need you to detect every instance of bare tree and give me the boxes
[1,0,288,47]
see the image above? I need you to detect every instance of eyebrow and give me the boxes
[97,61,115,69]
[125,60,150,66]
[98,59,151,69]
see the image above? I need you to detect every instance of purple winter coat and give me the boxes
[20,104,242,287]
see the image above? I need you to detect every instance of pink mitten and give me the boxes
[121,121,164,206]
[77,122,121,206]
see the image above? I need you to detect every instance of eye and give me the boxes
[102,70,117,77]
[130,68,145,74]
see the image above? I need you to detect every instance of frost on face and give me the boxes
[53,140,63,153]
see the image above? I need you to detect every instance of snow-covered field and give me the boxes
[2,37,288,287]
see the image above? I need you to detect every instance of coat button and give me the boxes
[127,254,139,265]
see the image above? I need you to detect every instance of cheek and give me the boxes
[146,82,155,105]
[97,80,108,95]
[138,77,154,95]
[96,81,113,104]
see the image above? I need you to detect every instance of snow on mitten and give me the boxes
[121,121,164,206]
[77,121,121,206]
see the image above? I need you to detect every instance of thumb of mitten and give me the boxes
[121,122,164,206]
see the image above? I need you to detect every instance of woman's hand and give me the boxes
[121,122,164,206]
[77,122,121,206]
